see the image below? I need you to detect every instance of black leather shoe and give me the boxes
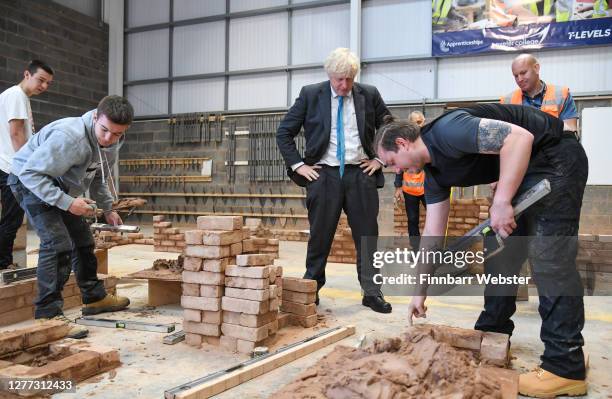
[362,295,392,314]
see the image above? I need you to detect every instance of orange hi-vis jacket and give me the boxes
[402,170,425,196]
[500,84,569,118]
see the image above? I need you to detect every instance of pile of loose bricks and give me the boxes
[242,218,280,259]
[0,274,118,327]
[153,215,186,253]
[394,198,490,236]
[180,215,318,353]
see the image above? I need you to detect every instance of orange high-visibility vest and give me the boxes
[500,84,569,118]
[402,170,425,196]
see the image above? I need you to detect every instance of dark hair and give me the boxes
[373,114,421,152]
[97,95,134,125]
[27,60,54,76]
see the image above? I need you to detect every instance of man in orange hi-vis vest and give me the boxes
[394,111,426,246]
[501,53,579,134]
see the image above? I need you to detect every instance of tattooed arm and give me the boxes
[477,118,534,238]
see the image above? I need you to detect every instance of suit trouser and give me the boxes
[0,170,25,268]
[9,177,107,319]
[475,135,588,380]
[303,165,381,296]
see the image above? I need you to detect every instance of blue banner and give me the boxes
[433,18,612,56]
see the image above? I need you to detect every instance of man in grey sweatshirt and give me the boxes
[8,95,132,338]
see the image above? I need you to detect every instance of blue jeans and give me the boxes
[0,169,25,268]
[9,175,106,319]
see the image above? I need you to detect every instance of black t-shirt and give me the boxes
[421,104,564,204]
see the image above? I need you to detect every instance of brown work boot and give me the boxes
[519,367,587,398]
[82,294,130,316]
[37,315,89,339]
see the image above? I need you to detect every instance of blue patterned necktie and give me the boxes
[336,95,345,177]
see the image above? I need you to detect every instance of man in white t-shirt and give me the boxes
[0,60,54,269]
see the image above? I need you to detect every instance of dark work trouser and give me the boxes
[304,165,381,296]
[475,135,588,380]
[0,169,25,268]
[403,192,426,246]
[9,176,107,319]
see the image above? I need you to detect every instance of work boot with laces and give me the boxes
[82,294,130,316]
[519,367,587,398]
[37,314,89,339]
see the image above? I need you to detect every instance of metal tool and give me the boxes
[75,317,175,333]
[90,223,141,233]
[163,330,186,345]
[1,266,37,284]
[448,179,552,259]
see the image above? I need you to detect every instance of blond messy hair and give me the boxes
[324,48,360,78]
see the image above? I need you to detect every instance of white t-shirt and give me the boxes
[0,85,34,173]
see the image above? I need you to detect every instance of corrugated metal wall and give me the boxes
[124,0,612,116]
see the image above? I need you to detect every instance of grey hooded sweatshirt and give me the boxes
[11,110,119,212]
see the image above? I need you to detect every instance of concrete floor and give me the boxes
[4,228,611,398]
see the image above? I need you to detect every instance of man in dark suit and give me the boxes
[276,48,392,313]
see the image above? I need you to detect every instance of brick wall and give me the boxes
[0,0,108,128]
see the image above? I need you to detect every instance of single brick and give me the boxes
[480,331,510,366]
[202,258,228,273]
[221,296,269,315]
[224,287,268,301]
[183,309,201,322]
[282,277,317,293]
[200,285,224,298]
[222,311,242,325]
[181,296,221,311]
[225,265,269,279]
[235,254,274,266]
[184,230,204,245]
[152,215,165,222]
[240,311,278,328]
[183,321,220,337]
[282,290,317,304]
[182,271,224,286]
[225,276,269,290]
[280,300,316,316]
[197,216,243,231]
[182,257,203,272]
[184,245,230,259]
[288,314,318,328]
[221,323,268,342]
[202,311,222,325]
[182,283,200,297]
[230,242,243,256]
[202,230,243,246]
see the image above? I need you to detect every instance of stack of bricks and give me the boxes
[280,277,318,328]
[220,254,282,354]
[394,198,490,237]
[95,231,154,248]
[181,216,244,347]
[327,216,357,264]
[0,274,117,327]
[271,229,310,242]
[577,234,612,289]
[153,215,186,253]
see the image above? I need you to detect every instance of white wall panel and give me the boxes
[127,0,168,27]
[172,78,225,113]
[228,73,287,110]
[361,60,435,102]
[229,13,288,70]
[290,68,328,103]
[362,0,431,59]
[174,0,225,21]
[127,83,168,116]
[126,30,169,80]
[230,0,287,13]
[173,22,226,76]
[53,0,99,18]
[291,4,350,65]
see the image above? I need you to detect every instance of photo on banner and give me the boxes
[432,0,612,56]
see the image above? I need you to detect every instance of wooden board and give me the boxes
[165,326,356,399]
[148,280,182,306]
